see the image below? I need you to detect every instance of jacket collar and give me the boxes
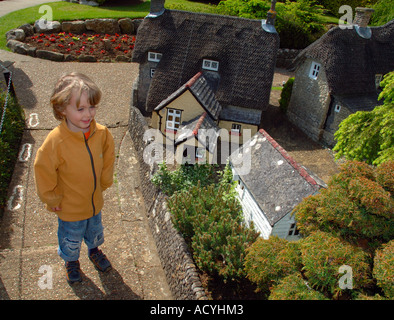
[60,119,97,140]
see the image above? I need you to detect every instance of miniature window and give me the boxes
[148,52,162,62]
[309,61,321,80]
[196,147,205,159]
[202,59,219,71]
[166,109,181,132]
[375,74,383,90]
[150,68,156,78]
[288,223,300,236]
[334,104,341,113]
[230,123,241,136]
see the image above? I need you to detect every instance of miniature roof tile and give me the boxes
[230,129,323,226]
[132,9,279,112]
[292,20,394,96]
[175,112,220,153]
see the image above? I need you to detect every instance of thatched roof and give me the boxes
[293,20,394,96]
[230,129,323,226]
[132,9,279,112]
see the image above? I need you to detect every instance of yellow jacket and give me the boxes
[34,120,115,221]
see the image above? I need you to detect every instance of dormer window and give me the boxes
[202,59,219,71]
[148,52,162,62]
[309,61,321,80]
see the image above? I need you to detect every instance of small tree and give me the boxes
[334,71,394,166]
[244,236,302,294]
[293,160,394,245]
[300,231,372,297]
[373,240,394,299]
[269,273,328,300]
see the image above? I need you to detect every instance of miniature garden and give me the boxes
[1,0,393,301]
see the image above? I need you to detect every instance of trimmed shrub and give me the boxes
[269,273,328,300]
[300,231,372,296]
[168,182,259,281]
[279,77,294,113]
[373,240,394,299]
[244,236,302,293]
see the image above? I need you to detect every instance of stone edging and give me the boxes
[5,18,143,62]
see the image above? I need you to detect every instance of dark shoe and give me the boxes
[89,248,112,272]
[65,260,82,284]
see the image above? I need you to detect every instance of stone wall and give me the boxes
[287,57,331,141]
[276,48,302,69]
[128,105,207,300]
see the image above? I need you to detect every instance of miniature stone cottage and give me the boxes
[230,129,325,240]
[131,0,280,146]
[287,8,394,147]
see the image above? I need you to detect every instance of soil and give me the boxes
[23,31,135,62]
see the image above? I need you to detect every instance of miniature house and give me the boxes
[230,129,324,240]
[131,0,280,145]
[287,8,394,147]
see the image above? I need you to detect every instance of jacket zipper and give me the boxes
[84,134,97,216]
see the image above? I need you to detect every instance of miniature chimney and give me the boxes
[353,7,374,28]
[148,0,165,18]
[266,0,277,26]
[262,0,277,33]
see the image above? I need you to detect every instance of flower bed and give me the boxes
[23,31,136,62]
[6,18,142,62]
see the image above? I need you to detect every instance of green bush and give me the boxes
[373,240,394,299]
[371,0,394,26]
[293,161,394,244]
[244,236,302,294]
[216,0,326,49]
[279,77,294,113]
[168,182,259,281]
[151,162,217,196]
[269,273,328,300]
[316,0,378,17]
[334,71,394,166]
[300,231,372,296]
[0,91,25,213]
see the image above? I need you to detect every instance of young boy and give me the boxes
[34,72,115,284]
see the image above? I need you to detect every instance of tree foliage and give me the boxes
[373,240,394,299]
[293,161,394,245]
[300,231,372,296]
[244,236,302,295]
[216,0,326,48]
[334,71,394,166]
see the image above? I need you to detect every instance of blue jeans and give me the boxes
[57,212,104,262]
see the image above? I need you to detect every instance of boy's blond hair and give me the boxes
[50,72,102,121]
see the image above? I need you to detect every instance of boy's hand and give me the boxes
[51,206,61,212]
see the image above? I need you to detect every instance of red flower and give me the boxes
[124,50,128,54]
[58,44,64,48]
[37,39,43,43]
[100,50,106,54]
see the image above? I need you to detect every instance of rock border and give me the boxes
[5,18,143,63]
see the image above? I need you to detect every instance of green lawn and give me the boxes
[0,0,217,50]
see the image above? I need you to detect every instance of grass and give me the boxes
[0,0,217,50]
